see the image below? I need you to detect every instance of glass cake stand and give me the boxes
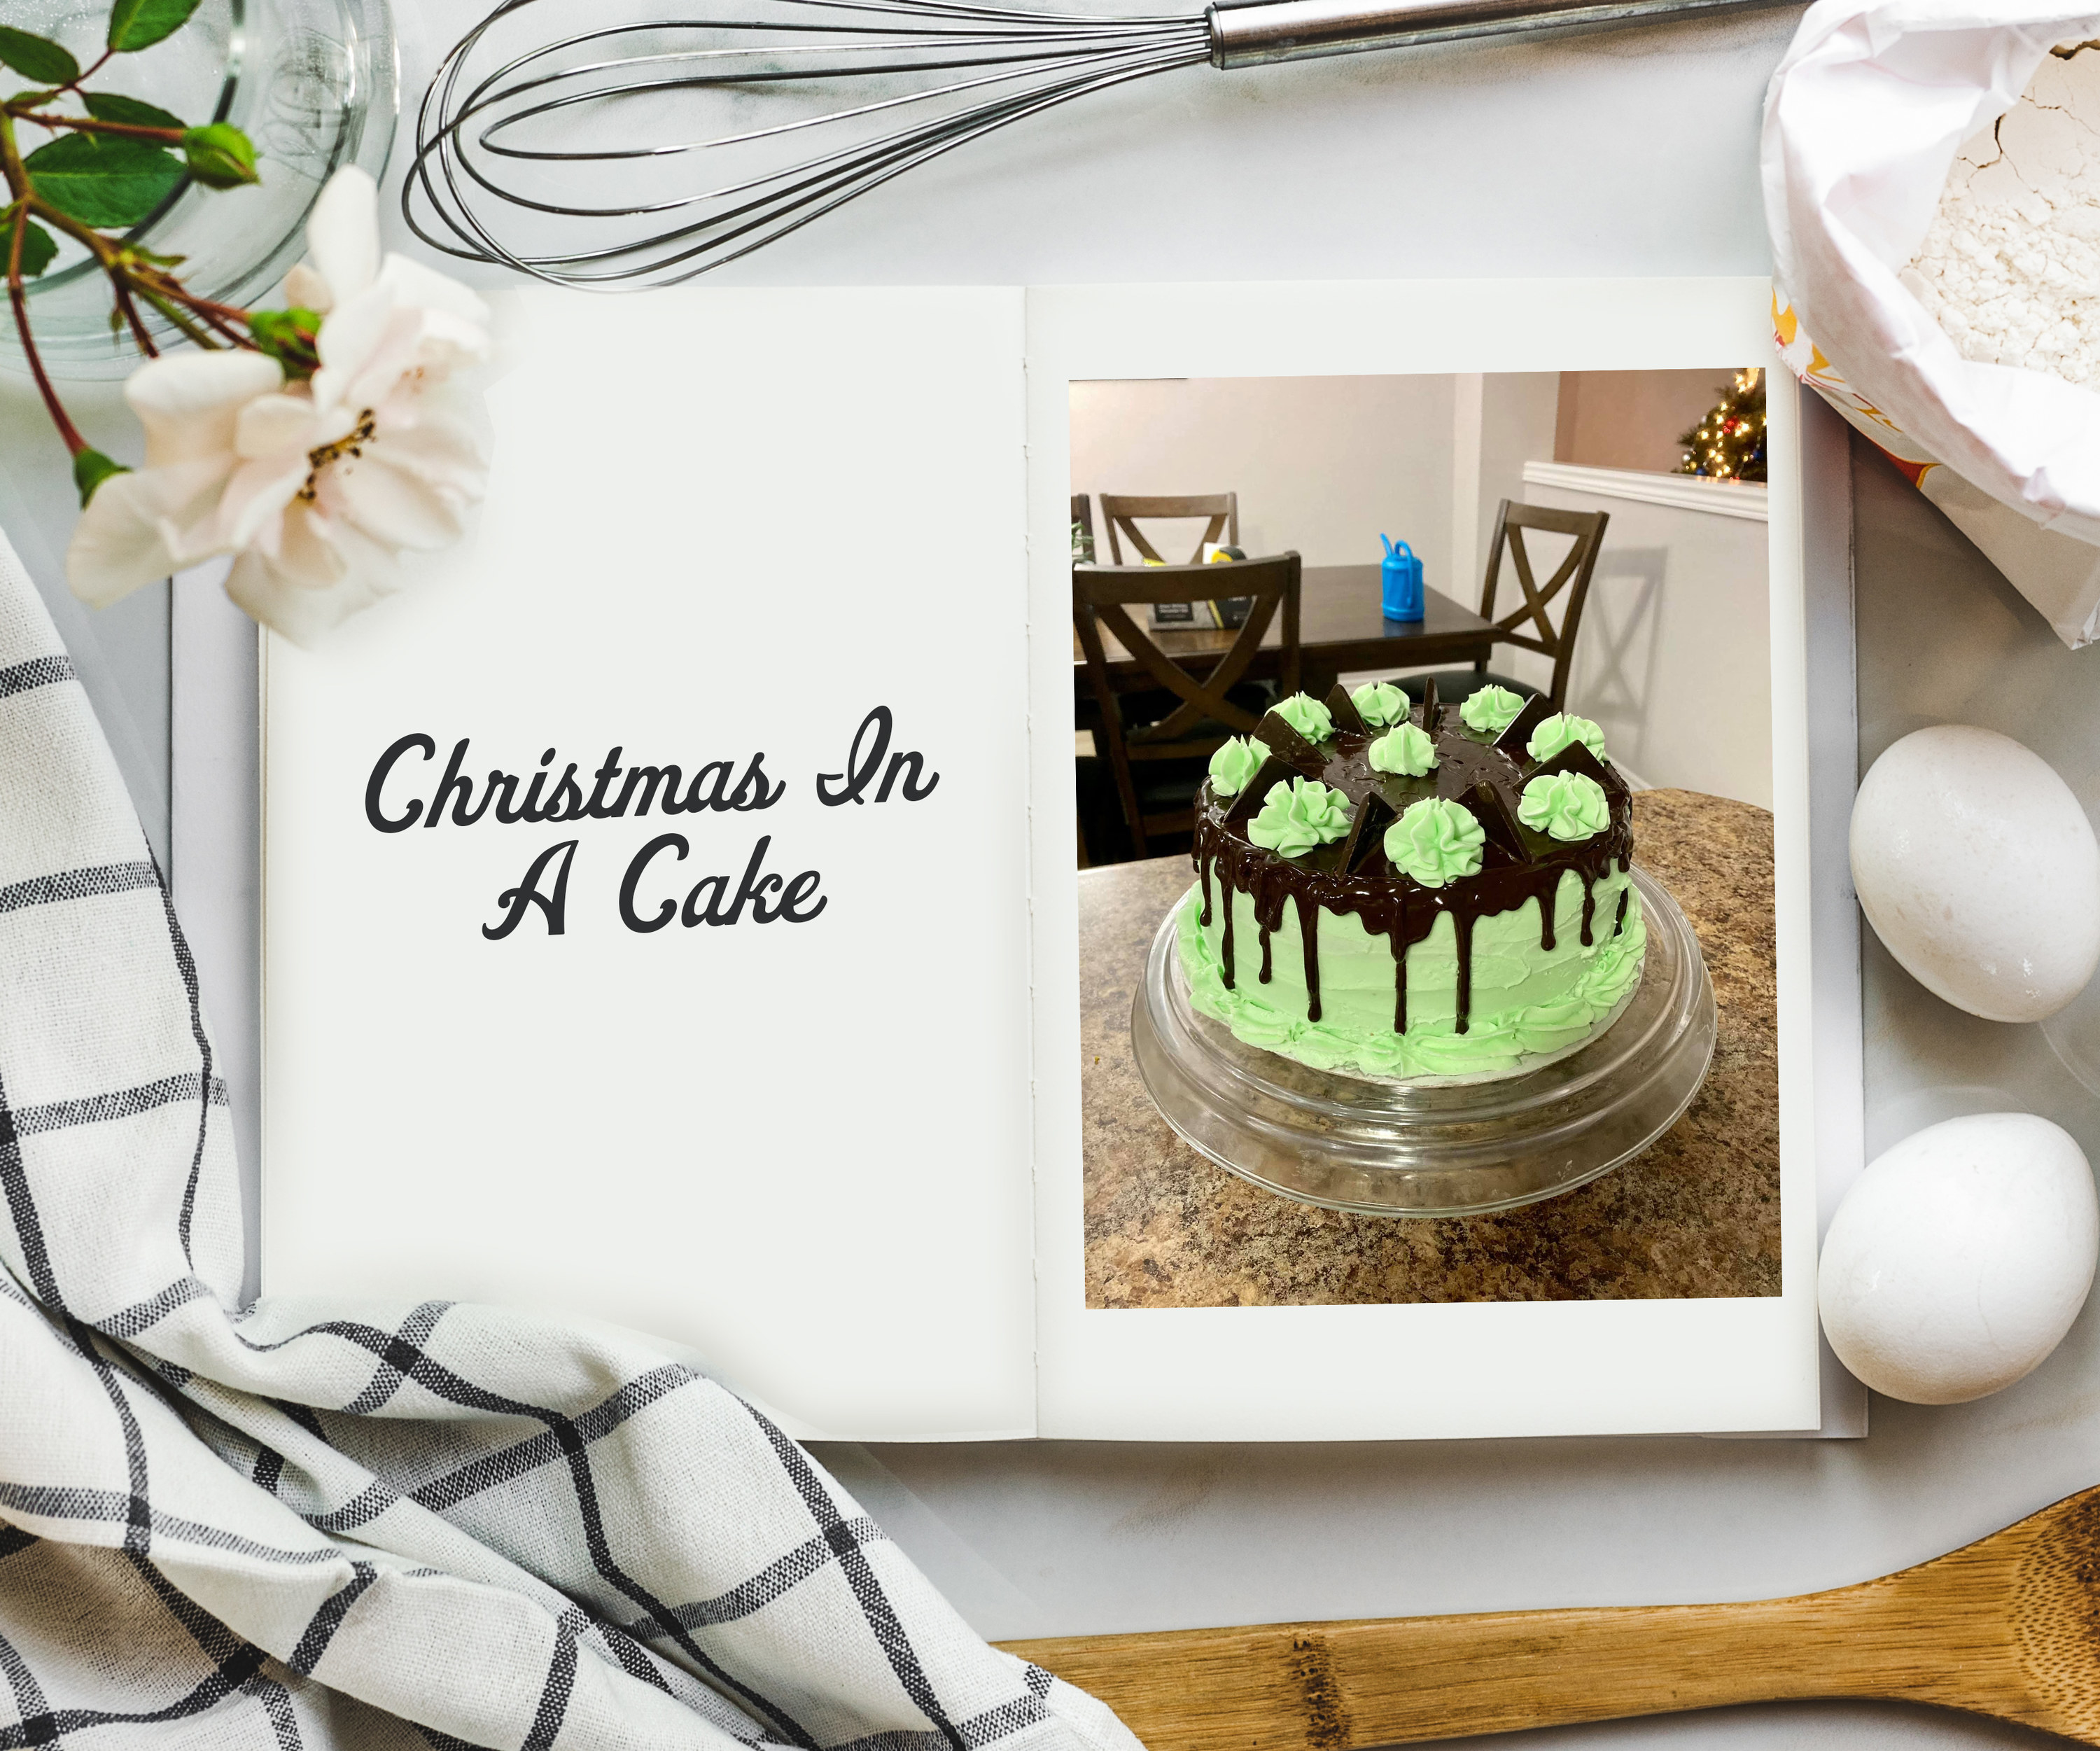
[1130,865,1716,1218]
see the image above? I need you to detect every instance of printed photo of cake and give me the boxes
[1074,363,1777,1304]
[1179,681,1646,1080]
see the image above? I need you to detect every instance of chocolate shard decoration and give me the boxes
[1418,677,1441,731]
[1338,789,1399,872]
[1529,739,1618,793]
[1324,682,1367,736]
[1252,709,1325,772]
[1221,754,1297,825]
[1495,694,1554,758]
[1459,778,1532,861]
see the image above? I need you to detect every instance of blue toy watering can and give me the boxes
[1380,535,1424,622]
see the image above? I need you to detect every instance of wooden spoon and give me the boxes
[1000,1484,2100,1747]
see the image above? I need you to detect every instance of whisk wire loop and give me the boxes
[406,0,1788,283]
[409,0,1212,282]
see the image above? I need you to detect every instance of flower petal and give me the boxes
[310,286,409,416]
[368,408,486,489]
[375,254,491,344]
[65,454,233,606]
[282,261,332,314]
[225,515,393,647]
[216,451,312,553]
[234,391,324,461]
[332,447,470,552]
[124,350,284,468]
[304,166,381,305]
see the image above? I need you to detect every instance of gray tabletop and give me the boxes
[8,4,2100,1748]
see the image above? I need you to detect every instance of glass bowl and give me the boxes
[1130,864,1718,1218]
[0,0,396,379]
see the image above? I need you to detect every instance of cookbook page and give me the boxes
[261,285,1037,1442]
[1030,278,1826,1439]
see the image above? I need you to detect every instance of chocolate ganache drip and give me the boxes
[1191,695,1634,1034]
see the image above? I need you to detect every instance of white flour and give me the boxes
[1905,47,2100,386]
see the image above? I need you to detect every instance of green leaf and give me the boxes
[23,132,183,230]
[180,123,256,188]
[84,91,186,131]
[73,449,128,507]
[0,27,80,84]
[106,0,202,53]
[14,218,55,277]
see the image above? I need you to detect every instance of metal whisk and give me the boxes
[405,0,1788,284]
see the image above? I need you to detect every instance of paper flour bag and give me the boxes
[1764,0,2100,646]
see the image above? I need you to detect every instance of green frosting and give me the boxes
[1382,797,1484,887]
[1208,736,1266,797]
[1247,776,1352,858]
[1351,681,1409,728]
[1367,722,1436,777]
[1459,684,1527,734]
[1526,712,1606,765]
[1180,870,1646,1077]
[1519,771,1609,842]
[1271,692,1335,744]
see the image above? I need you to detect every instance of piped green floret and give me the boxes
[1383,797,1485,887]
[1526,712,1606,765]
[1368,723,1436,777]
[1351,681,1410,728]
[1518,771,1609,842]
[1459,684,1527,734]
[1271,692,1335,744]
[1207,736,1267,797]
[1247,776,1352,858]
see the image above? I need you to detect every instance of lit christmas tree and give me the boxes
[1677,368,1767,482]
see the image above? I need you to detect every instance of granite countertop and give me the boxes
[1080,788,1779,1307]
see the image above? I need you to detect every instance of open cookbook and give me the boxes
[251,277,1855,1442]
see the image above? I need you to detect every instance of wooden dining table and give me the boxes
[1070,562,1497,702]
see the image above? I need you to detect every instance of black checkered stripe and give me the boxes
[0,575,1123,1751]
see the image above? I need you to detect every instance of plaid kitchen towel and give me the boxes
[0,530,1139,1751]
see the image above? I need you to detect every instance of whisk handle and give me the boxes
[1207,0,1793,67]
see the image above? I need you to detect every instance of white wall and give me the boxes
[1555,368,1736,473]
[1068,375,1457,583]
[1523,471,1774,808]
[1473,372,1563,595]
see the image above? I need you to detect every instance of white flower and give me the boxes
[66,167,491,645]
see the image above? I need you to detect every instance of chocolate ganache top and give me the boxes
[1190,683,1636,1033]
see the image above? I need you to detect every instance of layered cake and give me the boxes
[1180,681,1646,1078]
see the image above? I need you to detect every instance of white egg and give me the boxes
[1850,724,2100,1023]
[1819,1112,2098,1404]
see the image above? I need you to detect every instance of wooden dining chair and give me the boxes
[1392,499,1609,713]
[1074,552,1300,860]
[1070,493,1096,564]
[1099,493,1239,566]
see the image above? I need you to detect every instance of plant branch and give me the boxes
[7,206,86,454]
[0,106,26,204]
[127,264,253,344]
[136,281,255,326]
[48,49,114,102]
[111,278,155,356]
[188,300,244,344]
[18,196,258,351]
[22,193,115,262]
[134,282,219,349]
[10,111,186,146]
